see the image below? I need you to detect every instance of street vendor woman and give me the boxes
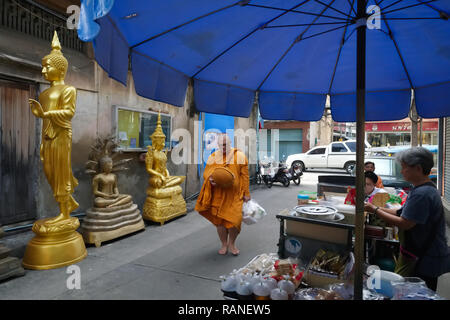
[195,133,251,256]
[365,147,449,291]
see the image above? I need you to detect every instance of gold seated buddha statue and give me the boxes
[82,137,145,247]
[143,112,187,225]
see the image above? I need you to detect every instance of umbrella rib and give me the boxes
[376,0,414,89]
[346,0,357,16]
[380,0,404,12]
[414,0,450,16]
[192,0,312,78]
[328,0,356,95]
[298,23,351,41]
[313,0,355,19]
[382,17,445,20]
[246,4,350,21]
[130,2,240,49]
[382,0,440,15]
[265,21,352,28]
[256,0,339,91]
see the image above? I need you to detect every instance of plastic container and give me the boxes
[298,194,309,205]
[374,271,404,298]
[298,191,318,200]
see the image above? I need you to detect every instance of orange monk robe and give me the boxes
[195,148,250,232]
[376,175,384,189]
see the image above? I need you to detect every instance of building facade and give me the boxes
[0,0,257,230]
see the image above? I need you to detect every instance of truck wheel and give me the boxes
[344,162,356,174]
[292,161,305,172]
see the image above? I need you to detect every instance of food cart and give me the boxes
[220,191,445,301]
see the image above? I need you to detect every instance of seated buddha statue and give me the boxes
[143,112,187,225]
[82,137,145,247]
[93,157,133,208]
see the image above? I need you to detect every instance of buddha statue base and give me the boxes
[81,203,145,247]
[22,217,87,270]
[143,186,187,225]
[0,227,25,281]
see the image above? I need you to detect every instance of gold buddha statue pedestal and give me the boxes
[82,202,145,248]
[142,112,187,225]
[0,227,25,281]
[143,184,187,225]
[22,218,87,270]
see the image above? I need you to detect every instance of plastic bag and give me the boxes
[391,280,445,300]
[294,288,343,300]
[242,200,267,225]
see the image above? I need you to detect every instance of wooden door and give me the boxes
[0,79,38,225]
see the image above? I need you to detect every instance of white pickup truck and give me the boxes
[285,140,371,173]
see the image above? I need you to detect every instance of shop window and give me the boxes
[114,106,172,151]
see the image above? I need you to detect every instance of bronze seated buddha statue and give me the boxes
[82,137,145,247]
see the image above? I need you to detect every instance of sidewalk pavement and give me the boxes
[0,182,302,300]
[1,174,449,300]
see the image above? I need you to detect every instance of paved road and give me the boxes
[0,171,449,299]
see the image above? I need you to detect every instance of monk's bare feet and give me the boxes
[228,245,240,256]
[218,245,228,255]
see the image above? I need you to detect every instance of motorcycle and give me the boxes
[259,158,290,188]
[287,162,302,185]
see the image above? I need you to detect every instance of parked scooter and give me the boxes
[259,157,290,188]
[287,161,302,185]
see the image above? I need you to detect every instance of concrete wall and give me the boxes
[0,26,257,223]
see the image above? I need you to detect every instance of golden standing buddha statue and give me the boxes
[82,137,145,247]
[143,112,187,225]
[22,32,87,270]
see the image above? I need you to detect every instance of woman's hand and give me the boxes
[209,176,217,187]
[243,196,251,203]
[364,202,377,214]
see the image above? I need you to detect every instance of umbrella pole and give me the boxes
[354,0,366,301]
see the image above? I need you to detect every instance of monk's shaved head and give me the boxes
[217,133,232,155]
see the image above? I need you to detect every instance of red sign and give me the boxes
[365,121,438,132]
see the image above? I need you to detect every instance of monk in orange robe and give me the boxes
[365,161,384,188]
[195,134,251,256]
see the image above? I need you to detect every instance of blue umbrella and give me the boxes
[80,0,450,299]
